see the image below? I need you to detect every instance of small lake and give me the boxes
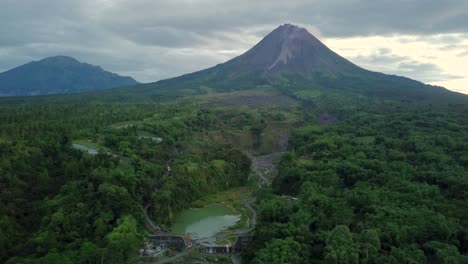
[72,143,98,155]
[171,204,240,240]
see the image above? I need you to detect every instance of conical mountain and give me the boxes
[115,24,466,102]
[144,24,364,91]
[0,56,139,96]
[230,24,361,75]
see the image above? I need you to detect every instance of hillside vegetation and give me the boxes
[0,91,302,263]
[246,99,468,263]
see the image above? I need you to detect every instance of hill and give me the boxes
[0,56,139,96]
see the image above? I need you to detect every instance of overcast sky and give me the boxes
[1,0,467,94]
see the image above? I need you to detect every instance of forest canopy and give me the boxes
[246,102,468,263]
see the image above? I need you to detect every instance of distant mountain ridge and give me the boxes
[0,56,139,96]
[1,25,465,102]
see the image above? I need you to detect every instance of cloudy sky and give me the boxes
[1,0,467,94]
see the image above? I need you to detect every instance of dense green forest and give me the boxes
[245,101,468,263]
[1,86,467,263]
[0,100,261,263]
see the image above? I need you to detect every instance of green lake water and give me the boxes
[171,204,240,239]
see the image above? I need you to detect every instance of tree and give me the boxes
[387,245,426,264]
[105,215,141,264]
[252,238,302,264]
[78,241,102,264]
[325,225,359,264]
[359,229,381,263]
[258,198,294,224]
[39,252,74,264]
[424,241,463,264]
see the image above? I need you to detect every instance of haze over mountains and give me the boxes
[0,56,139,96]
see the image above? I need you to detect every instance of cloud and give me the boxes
[411,34,468,45]
[0,0,467,90]
[92,0,468,37]
[350,48,462,83]
[459,50,468,57]
[395,61,462,83]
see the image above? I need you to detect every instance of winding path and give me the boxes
[144,203,162,234]
[245,198,257,228]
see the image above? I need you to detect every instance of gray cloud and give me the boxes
[350,49,462,83]
[459,50,468,57]
[395,61,462,83]
[437,41,468,53]
[0,0,467,82]
[415,35,468,51]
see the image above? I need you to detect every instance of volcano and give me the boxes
[231,24,362,75]
[115,24,465,102]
